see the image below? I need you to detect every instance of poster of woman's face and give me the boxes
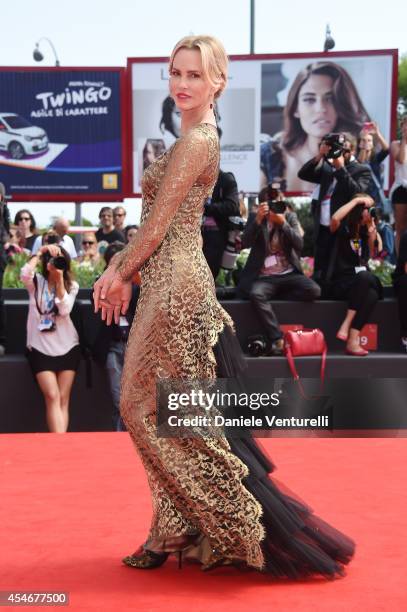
[138,137,166,180]
[130,52,395,194]
[260,54,394,192]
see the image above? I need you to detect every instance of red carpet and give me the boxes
[1,433,406,611]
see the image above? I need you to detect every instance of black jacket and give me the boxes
[90,285,139,365]
[203,170,240,239]
[237,211,303,297]
[0,200,10,270]
[297,157,371,233]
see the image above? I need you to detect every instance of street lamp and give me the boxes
[323,24,335,52]
[33,38,60,66]
[250,0,255,54]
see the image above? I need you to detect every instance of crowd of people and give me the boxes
[0,115,407,432]
[0,200,141,432]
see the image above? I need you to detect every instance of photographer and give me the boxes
[329,194,383,356]
[237,186,320,355]
[298,133,371,287]
[390,116,407,252]
[20,244,80,432]
[202,169,240,280]
[357,122,389,212]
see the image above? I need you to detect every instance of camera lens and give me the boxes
[246,335,268,357]
[50,256,67,271]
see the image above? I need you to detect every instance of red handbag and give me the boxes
[283,329,327,399]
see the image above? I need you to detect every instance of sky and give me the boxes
[3,0,406,228]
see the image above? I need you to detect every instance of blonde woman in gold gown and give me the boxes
[93,35,355,577]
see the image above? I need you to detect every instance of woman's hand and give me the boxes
[40,244,61,257]
[268,210,285,226]
[369,121,378,135]
[317,142,331,161]
[255,202,269,225]
[352,195,374,208]
[332,154,345,170]
[93,265,132,326]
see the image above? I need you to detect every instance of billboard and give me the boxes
[0,67,128,201]
[128,50,397,195]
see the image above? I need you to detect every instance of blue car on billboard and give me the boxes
[0,112,49,159]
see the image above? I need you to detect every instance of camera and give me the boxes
[266,182,287,214]
[352,203,377,224]
[42,250,67,271]
[268,200,287,214]
[49,256,68,271]
[321,132,346,159]
[246,334,269,357]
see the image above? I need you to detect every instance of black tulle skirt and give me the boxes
[212,325,355,579]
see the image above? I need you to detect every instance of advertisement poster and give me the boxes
[129,51,396,195]
[0,68,126,200]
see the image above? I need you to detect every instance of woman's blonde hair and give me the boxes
[169,35,228,99]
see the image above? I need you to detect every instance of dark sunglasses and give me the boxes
[82,240,96,245]
[113,213,125,217]
[18,216,31,221]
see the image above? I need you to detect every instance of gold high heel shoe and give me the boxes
[201,548,246,572]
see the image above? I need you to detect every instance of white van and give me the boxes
[0,113,49,159]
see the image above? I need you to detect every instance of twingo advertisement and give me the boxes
[0,68,127,201]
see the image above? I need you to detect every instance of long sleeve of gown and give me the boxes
[116,129,211,281]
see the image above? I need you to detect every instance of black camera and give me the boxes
[49,256,68,271]
[266,182,287,214]
[42,250,67,271]
[268,200,287,214]
[352,203,377,224]
[322,132,346,159]
[246,334,269,357]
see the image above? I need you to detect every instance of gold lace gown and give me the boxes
[115,123,355,576]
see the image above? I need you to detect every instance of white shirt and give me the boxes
[31,234,77,258]
[320,179,337,226]
[20,264,79,356]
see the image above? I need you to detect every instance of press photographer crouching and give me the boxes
[329,194,383,356]
[237,185,321,356]
[20,244,80,432]
[298,132,371,289]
